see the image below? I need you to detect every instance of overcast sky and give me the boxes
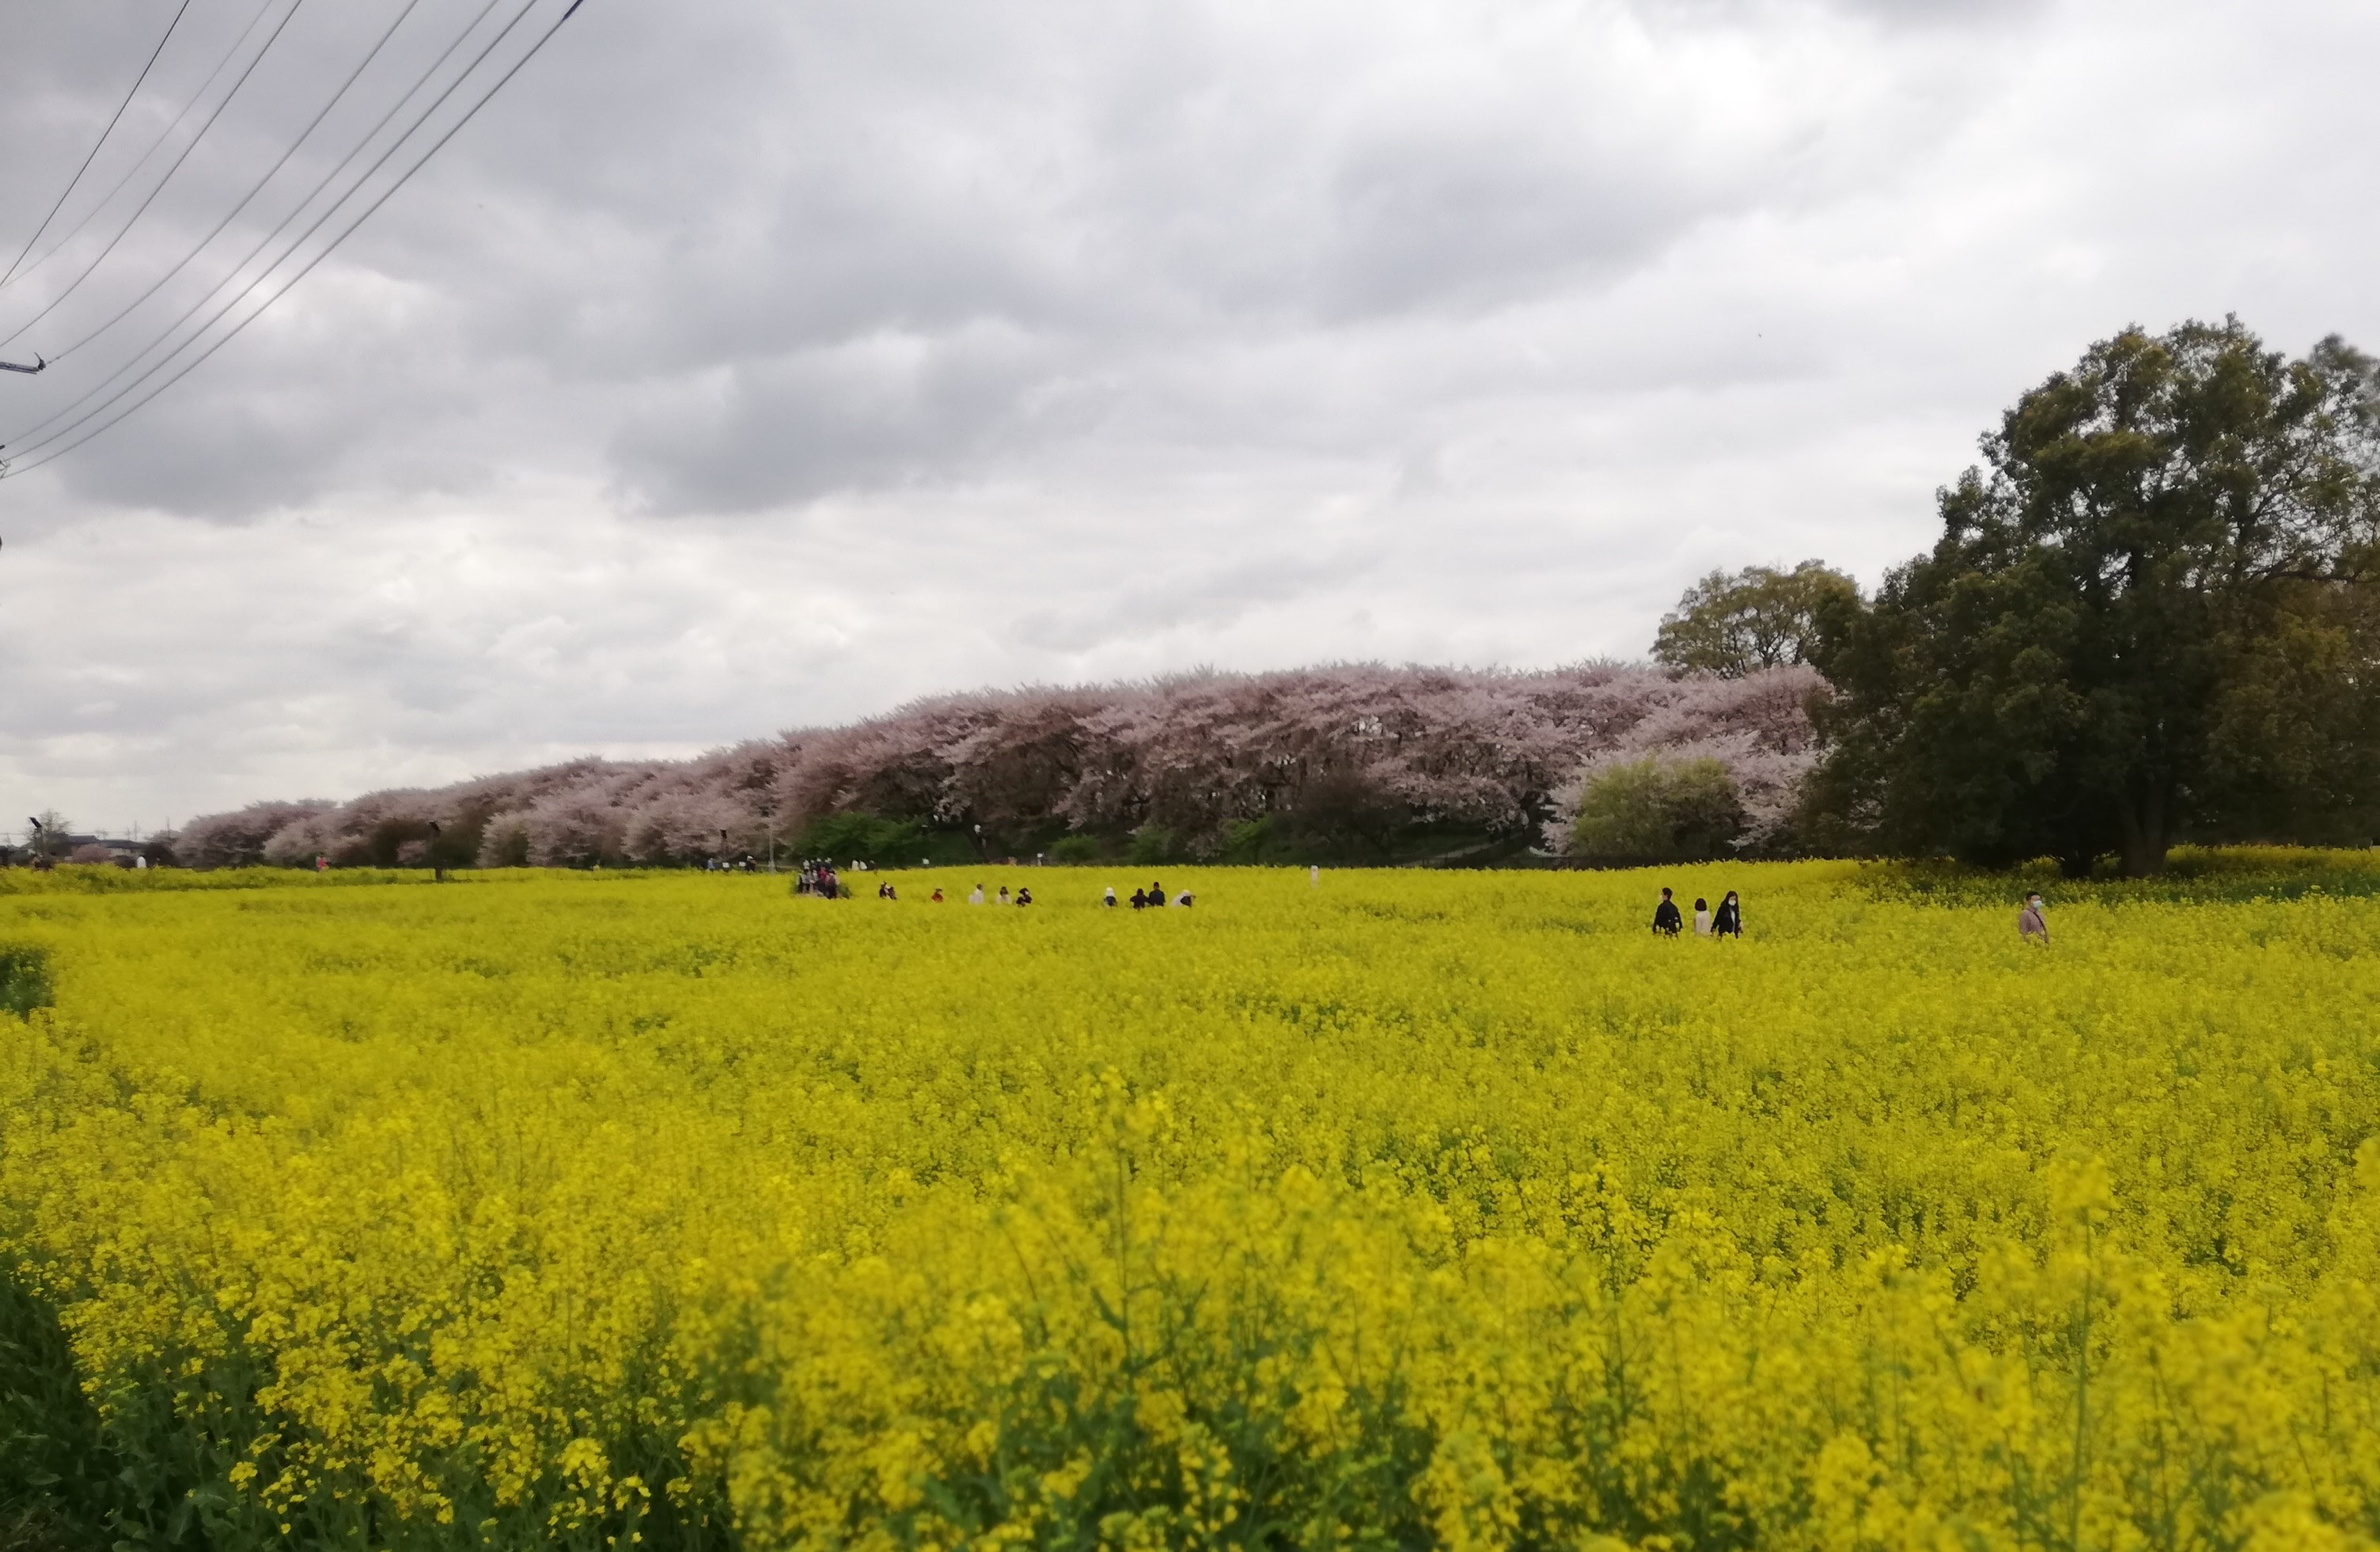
[1,0,2374,833]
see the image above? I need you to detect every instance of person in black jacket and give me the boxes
[1652,887,1683,936]
[1712,890,1741,938]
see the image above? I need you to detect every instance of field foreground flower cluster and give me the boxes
[3,858,2379,1552]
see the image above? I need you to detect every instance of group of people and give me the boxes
[1105,882,1192,909]
[802,876,1196,909]
[950,884,1038,905]
[1650,886,1743,938]
[806,870,2060,942]
[1649,884,2054,944]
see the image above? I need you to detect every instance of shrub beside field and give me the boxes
[3,859,2379,1550]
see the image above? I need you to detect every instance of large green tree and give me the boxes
[1653,561,1859,677]
[1808,318,2380,876]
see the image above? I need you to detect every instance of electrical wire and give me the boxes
[2,0,517,451]
[0,0,279,297]
[0,0,199,289]
[46,0,438,364]
[0,0,307,350]
[1,0,586,478]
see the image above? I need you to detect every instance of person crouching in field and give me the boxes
[1652,888,1683,936]
[2019,891,2050,945]
[1713,890,1741,938]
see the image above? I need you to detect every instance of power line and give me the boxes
[1,0,523,456]
[0,0,589,479]
[0,0,199,289]
[45,0,438,365]
[0,0,310,352]
[0,0,280,299]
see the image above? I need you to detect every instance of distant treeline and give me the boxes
[147,315,2380,878]
[169,662,1822,871]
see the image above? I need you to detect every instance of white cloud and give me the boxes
[0,0,2374,833]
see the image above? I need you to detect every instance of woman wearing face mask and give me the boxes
[1711,890,1742,938]
[2018,891,2049,944]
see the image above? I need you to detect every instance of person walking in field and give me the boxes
[1652,887,1683,936]
[1131,887,1147,909]
[968,884,984,904]
[1016,886,1033,906]
[2019,891,2049,944]
[1713,890,1742,938]
[1148,880,1166,907]
[1103,886,1117,907]
[930,887,944,902]
[1692,897,1713,936]
[997,886,1011,905]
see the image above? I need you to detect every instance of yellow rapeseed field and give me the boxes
[4,856,2380,1552]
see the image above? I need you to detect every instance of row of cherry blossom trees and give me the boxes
[169,662,1825,868]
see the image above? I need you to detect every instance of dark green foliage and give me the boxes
[1127,825,1181,866]
[0,1274,204,1552]
[1851,846,2380,908]
[1046,834,1106,864]
[0,947,51,1019]
[1570,757,1745,862]
[801,814,975,868]
[1219,815,1284,863]
[1809,319,2380,876]
[1,1269,736,1552]
[1653,562,1859,678]
[1275,770,1408,860]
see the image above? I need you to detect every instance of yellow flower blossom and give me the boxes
[1,856,2378,1550]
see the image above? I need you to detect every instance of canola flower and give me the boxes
[2,856,2378,1551]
